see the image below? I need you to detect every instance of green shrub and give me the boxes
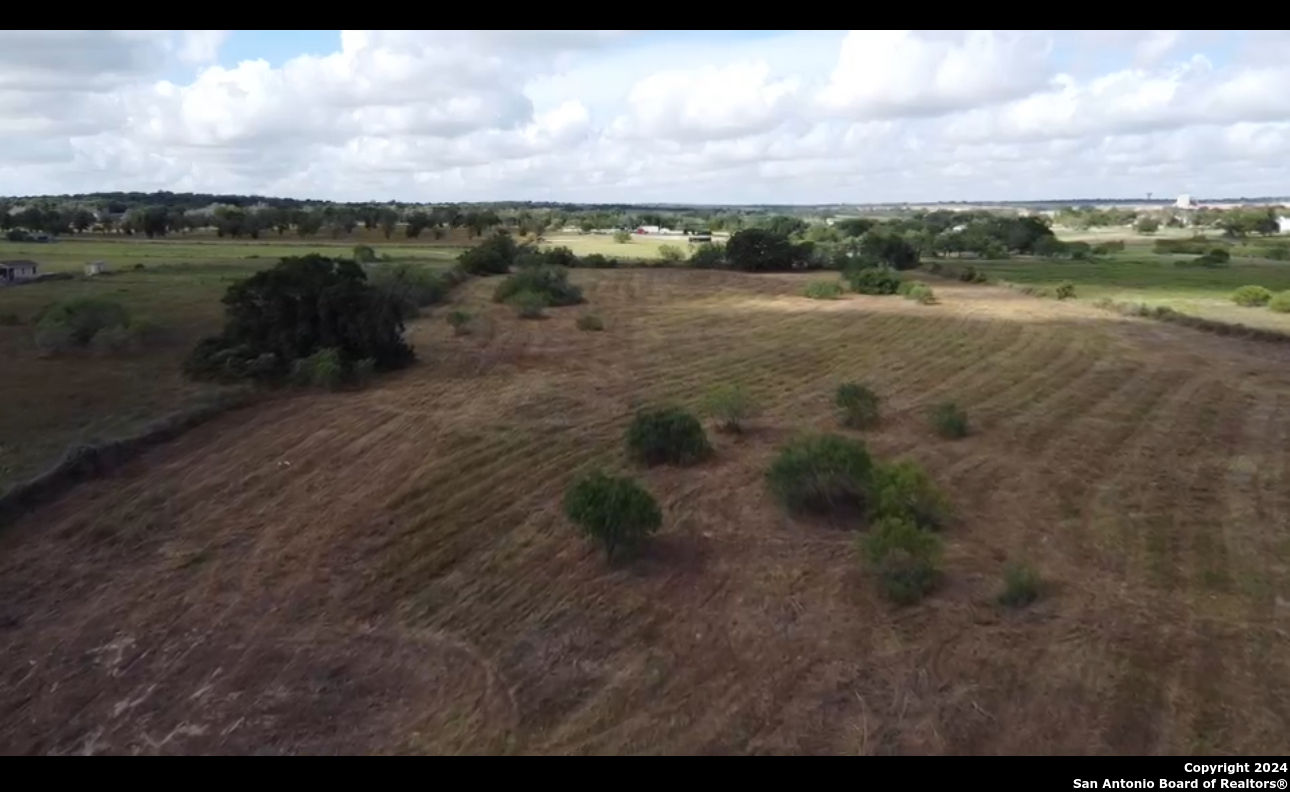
[861,516,942,605]
[509,290,548,319]
[35,298,130,347]
[1135,218,1160,234]
[352,357,377,387]
[368,263,457,319]
[689,243,725,269]
[1259,246,1290,261]
[1232,285,1273,307]
[998,561,1043,608]
[972,268,989,284]
[847,267,901,295]
[905,284,936,304]
[766,433,874,517]
[1269,291,1290,314]
[352,244,377,264]
[626,406,712,467]
[1206,247,1231,264]
[613,230,633,244]
[447,310,473,335]
[493,265,584,307]
[658,244,685,263]
[873,460,950,531]
[458,232,518,275]
[930,402,969,440]
[292,347,345,390]
[804,280,844,300]
[701,384,756,434]
[576,314,605,332]
[564,471,663,563]
[958,266,979,283]
[1055,281,1076,301]
[836,383,881,430]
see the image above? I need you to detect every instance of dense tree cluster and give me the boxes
[184,255,414,383]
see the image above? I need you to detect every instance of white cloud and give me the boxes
[1,29,1289,202]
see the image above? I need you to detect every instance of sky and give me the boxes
[1,29,1289,205]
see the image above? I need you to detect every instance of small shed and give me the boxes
[0,260,39,284]
[1279,216,1290,235]
[85,261,109,277]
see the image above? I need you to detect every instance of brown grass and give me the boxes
[1,271,1288,755]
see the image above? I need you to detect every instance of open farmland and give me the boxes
[1,268,1287,755]
[541,233,703,261]
[972,254,1290,332]
[0,236,465,274]
[0,240,464,488]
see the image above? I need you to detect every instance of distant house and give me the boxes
[85,261,109,277]
[1175,194,1196,210]
[0,260,39,284]
[1279,216,1290,235]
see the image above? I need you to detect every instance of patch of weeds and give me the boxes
[1055,281,1077,301]
[804,280,844,300]
[509,290,548,319]
[929,402,970,440]
[447,310,473,335]
[998,561,1043,608]
[1232,286,1272,308]
[836,382,881,430]
[701,383,756,434]
[873,459,950,531]
[576,314,605,332]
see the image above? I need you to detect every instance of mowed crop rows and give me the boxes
[1,269,1288,755]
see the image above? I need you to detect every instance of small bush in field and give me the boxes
[848,267,901,295]
[766,433,875,517]
[576,314,605,332]
[905,284,936,304]
[658,244,685,263]
[352,245,377,264]
[701,384,756,434]
[1055,281,1077,301]
[509,290,548,319]
[493,265,584,307]
[873,459,950,531]
[626,406,712,467]
[929,402,969,440]
[804,280,844,300]
[835,383,881,430]
[613,230,633,244]
[861,517,942,605]
[1232,285,1272,307]
[564,471,662,564]
[998,561,1043,608]
[447,310,473,335]
[1270,292,1290,313]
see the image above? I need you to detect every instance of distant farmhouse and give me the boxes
[1279,216,1290,235]
[0,260,39,284]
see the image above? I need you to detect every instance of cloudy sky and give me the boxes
[2,29,1288,204]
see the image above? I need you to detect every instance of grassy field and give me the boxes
[0,240,464,489]
[542,233,702,261]
[968,255,1290,331]
[0,236,465,274]
[1,269,1287,754]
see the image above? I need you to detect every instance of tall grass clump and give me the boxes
[929,402,970,440]
[804,280,844,300]
[1232,285,1273,307]
[701,384,756,434]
